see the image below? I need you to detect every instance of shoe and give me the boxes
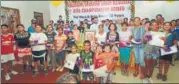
[32,70,39,77]
[157,73,162,79]
[162,75,167,81]
[52,68,56,72]
[5,74,11,81]
[11,70,18,75]
[60,67,64,72]
[142,78,150,83]
[56,67,61,72]
[148,77,153,83]
[44,69,48,75]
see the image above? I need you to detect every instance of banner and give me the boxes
[67,1,133,24]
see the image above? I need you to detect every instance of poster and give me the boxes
[67,1,133,24]
[93,65,108,77]
[64,54,80,70]
[1,6,20,33]
[34,12,44,28]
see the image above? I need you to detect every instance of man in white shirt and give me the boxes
[90,17,99,32]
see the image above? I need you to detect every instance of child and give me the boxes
[64,24,70,36]
[29,25,48,77]
[157,22,177,81]
[14,24,32,74]
[54,27,67,72]
[144,21,160,82]
[1,24,18,80]
[93,45,105,83]
[80,40,94,81]
[66,31,76,53]
[72,24,80,43]
[45,24,56,72]
[96,44,119,83]
[119,22,132,76]
[131,17,145,79]
[65,44,80,83]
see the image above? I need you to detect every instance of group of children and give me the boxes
[1,14,179,83]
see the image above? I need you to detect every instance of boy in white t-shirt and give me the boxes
[29,25,48,77]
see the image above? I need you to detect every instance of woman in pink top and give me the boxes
[72,24,80,43]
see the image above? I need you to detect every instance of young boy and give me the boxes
[1,24,18,80]
[29,25,48,77]
[96,44,118,83]
[80,40,94,81]
[54,27,67,72]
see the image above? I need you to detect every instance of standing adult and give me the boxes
[27,19,36,33]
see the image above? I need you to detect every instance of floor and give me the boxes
[1,60,179,83]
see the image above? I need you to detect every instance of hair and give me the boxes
[71,44,78,49]
[176,19,179,21]
[150,21,159,26]
[164,22,172,26]
[16,24,25,28]
[35,24,42,28]
[1,24,8,28]
[106,19,110,22]
[108,23,117,31]
[47,24,53,29]
[145,21,151,25]
[57,26,63,31]
[70,20,74,23]
[121,22,128,26]
[56,73,78,83]
[134,17,141,21]
[124,18,128,21]
[84,40,91,46]
[156,14,162,18]
[98,24,104,29]
[103,44,112,51]
[171,20,176,23]
[59,15,62,17]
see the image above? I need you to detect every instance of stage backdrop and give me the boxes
[66,1,134,24]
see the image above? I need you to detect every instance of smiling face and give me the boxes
[164,22,171,32]
[104,45,111,53]
[17,25,25,32]
[151,22,159,31]
[35,25,42,33]
[84,42,91,51]
[134,17,141,26]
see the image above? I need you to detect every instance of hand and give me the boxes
[160,37,166,41]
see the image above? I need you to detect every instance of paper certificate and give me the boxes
[93,65,108,77]
[64,53,79,70]
[149,32,165,47]
[161,46,178,56]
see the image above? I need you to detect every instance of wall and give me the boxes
[49,1,179,22]
[1,1,50,30]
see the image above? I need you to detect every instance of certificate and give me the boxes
[161,46,178,56]
[64,54,79,70]
[149,32,165,47]
[93,65,108,77]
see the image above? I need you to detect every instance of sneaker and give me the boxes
[11,70,18,75]
[44,69,48,75]
[5,74,11,81]
[148,77,153,83]
[142,78,150,83]
[52,68,56,72]
[157,73,162,79]
[32,70,39,77]
[162,75,167,81]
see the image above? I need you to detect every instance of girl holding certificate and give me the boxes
[157,22,176,81]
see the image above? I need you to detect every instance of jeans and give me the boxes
[47,49,56,68]
[82,72,94,81]
[133,47,145,67]
[102,72,113,83]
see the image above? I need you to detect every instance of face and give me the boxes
[156,16,162,21]
[74,25,78,30]
[164,23,171,31]
[145,23,150,29]
[122,24,127,30]
[151,22,159,31]
[124,18,128,23]
[71,46,77,53]
[98,25,104,32]
[110,24,115,31]
[97,46,102,53]
[1,26,8,34]
[59,16,62,20]
[47,25,53,32]
[84,43,90,51]
[94,18,98,24]
[49,21,53,24]
[142,19,147,25]
[176,20,179,26]
[104,46,110,53]
[58,28,63,35]
[17,26,24,32]
[105,20,110,25]
[134,18,141,26]
[171,21,176,27]
[35,25,42,33]
[129,21,134,26]
[68,33,73,38]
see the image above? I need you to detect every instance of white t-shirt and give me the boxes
[95,32,106,44]
[30,32,48,51]
[119,31,132,41]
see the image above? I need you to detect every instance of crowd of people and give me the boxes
[1,14,179,83]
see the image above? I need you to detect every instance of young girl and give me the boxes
[66,31,76,53]
[131,17,145,79]
[119,22,132,76]
[65,44,80,83]
[95,24,106,45]
[157,22,177,81]
[72,24,80,43]
[93,45,104,83]
[14,24,32,74]
[1,24,18,80]
[64,24,70,36]
[96,44,119,83]
[45,24,56,72]
[144,21,160,81]
[54,27,67,72]
[29,25,48,77]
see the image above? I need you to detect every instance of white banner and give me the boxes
[67,1,132,24]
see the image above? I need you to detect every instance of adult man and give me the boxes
[27,19,36,33]
[90,17,99,32]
